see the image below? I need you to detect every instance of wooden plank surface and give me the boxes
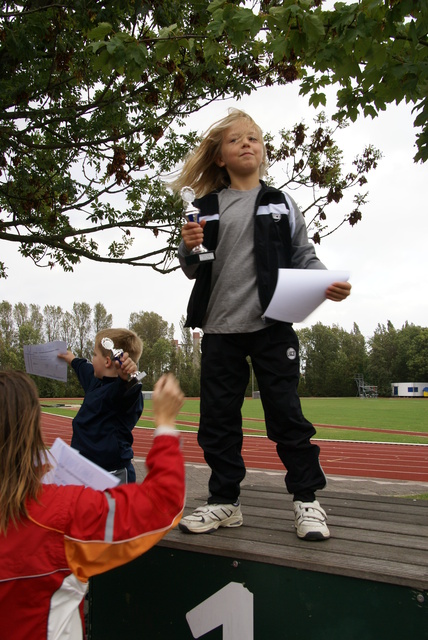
[160,483,428,590]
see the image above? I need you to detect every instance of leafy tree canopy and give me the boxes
[0,0,424,277]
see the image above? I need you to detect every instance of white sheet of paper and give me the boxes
[23,340,68,382]
[264,269,350,324]
[43,438,120,490]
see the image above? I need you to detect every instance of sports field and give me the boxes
[41,396,428,445]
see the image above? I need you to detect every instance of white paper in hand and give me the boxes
[43,438,120,490]
[264,269,350,324]
[23,341,68,382]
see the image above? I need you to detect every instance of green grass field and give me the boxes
[41,397,428,445]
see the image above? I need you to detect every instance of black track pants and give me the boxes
[198,323,326,503]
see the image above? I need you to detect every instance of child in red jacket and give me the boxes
[0,369,185,640]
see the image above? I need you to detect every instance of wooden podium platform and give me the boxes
[165,483,428,590]
[89,483,428,639]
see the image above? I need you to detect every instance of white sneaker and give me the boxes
[179,502,243,534]
[294,500,330,540]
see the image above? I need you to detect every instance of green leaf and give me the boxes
[232,7,262,34]
[90,41,107,54]
[207,0,226,14]
[363,104,378,118]
[302,13,325,44]
[203,38,221,61]
[207,8,226,37]
[87,23,113,41]
[106,37,124,54]
[154,38,180,60]
[309,92,327,108]
[158,24,179,38]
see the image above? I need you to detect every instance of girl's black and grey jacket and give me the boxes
[178,181,325,329]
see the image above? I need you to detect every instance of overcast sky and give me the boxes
[1,83,427,341]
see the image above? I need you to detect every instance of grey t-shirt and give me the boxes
[202,186,265,334]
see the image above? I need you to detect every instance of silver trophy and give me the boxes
[181,186,215,266]
[101,337,146,382]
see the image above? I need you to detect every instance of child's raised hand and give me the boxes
[181,219,206,252]
[115,352,137,380]
[57,350,75,365]
[152,373,184,428]
[325,281,352,302]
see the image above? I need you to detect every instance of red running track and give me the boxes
[41,413,428,483]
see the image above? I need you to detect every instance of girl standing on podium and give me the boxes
[175,108,351,540]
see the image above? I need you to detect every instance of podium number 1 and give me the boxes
[186,582,254,639]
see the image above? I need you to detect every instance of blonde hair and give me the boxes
[95,328,143,364]
[172,108,267,198]
[0,371,50,534]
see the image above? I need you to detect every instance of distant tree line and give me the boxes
[1,300,427,398]
[0,300,200,398]
[296,321,428,397]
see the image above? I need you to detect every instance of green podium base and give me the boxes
[89,545,428,640]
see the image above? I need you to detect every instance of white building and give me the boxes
[391,382,428,397]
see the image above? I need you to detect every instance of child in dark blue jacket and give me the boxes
[58,328,143,483]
